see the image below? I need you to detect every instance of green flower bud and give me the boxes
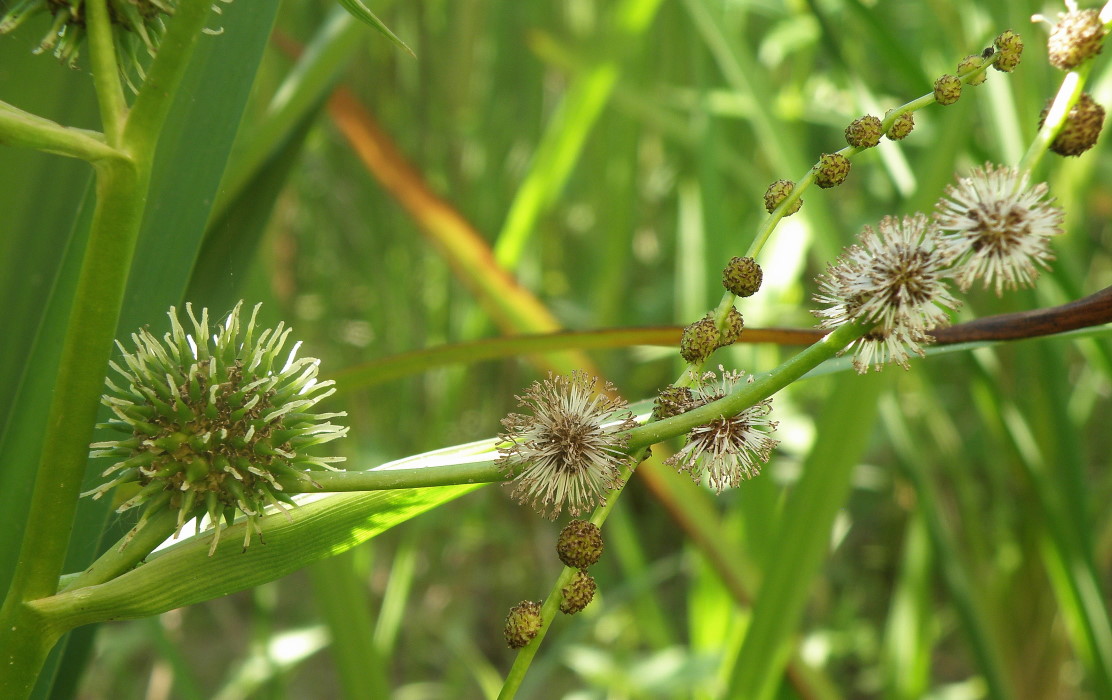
[84,302,348,554]
[504,601,544,649]
[933,74,962,105]
[722,256,763,297]
[717,308,745,348]
[884,110,915,140]
[1047,9,1105,71]
[763,180,802,215]
[844,115,883,148]
[814,153,851,189]
[680,318,720,364]
[557,519,604,569]
[560,570,598,615]
[957,54,988,86]
[1039,93,1106,156]
[653,385,694,419]
[993,30,1024,72]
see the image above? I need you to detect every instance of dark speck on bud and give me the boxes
[933,74,962,105]
[845,115,883,148]
[723,256,763,297]
[557,519,604,569]
[504,601,544,649]
[993,30,1023,72]
[884,110,915,141]
[560,571,597,615]
[1047,9,1105,71]
[680,318,720,364]
[763,179,802,215]
[1039,93,1105,156]
[814,153,851,189]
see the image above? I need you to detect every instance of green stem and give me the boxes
[59,510,181,592]
[85,0,127,145]
[0,601,66,698]
[0,101,121,161]
[1017,68,1089,174]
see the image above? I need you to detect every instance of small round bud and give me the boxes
[557,519,604,569]
[560,571,597,615]
[884,110,915,140]
[717,308,745,348]
[814,153,851,189]
[504,601,544,649]
[680,318,720,364]
[763,179,802,215]
[957,54,987,86]
[722,256,763,297]
[993,30,1023,72]
[933,74,962,105]
[653,385,694,419]
[1039,93,1106,156]
[844,115,883,148]
[1048,9,1105,70]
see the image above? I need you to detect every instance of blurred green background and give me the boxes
[2,0,1111,697]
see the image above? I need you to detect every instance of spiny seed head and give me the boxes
[557,519,604,569]
[957,54,988,86]
[884,110,915,141]
[84,302,348,555]
[680,318,721,364]
[0,0,180,88]
[560,570,597,615]
[665,368,779,492]
[497,372,636,519]
[717,308,745,348]
[763,179,802,215]
[813,214,959,372]
[815,153,851,188]
[845,115,883,148]
[653,385,695,420]
[723,256,764,297]
[993,30,1024,72]
[504,601,543,649]
[933,74,962,105]
[935,163,1065,294]
[1039,92,1105,156]
[1047,9,1105,70]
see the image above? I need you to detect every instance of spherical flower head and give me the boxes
[884,110,915,141]
[933,74,962,105]
[763,180,802,215]
[957,54,988,86]
[815,153,851,188]
[653,384,695,420]
[813,214,958,372]
[1047,8,1105,70]
[1039,93,1105,156]
[504,601,543,648]
[680,318,720,364]
[0,0,177,86]
[723,256,764,297]
[84,302,348,554]
[993,30,1024,72]
[557,519,604,569]
[497,372,636,519]
[664,368,780,492]
[717,308,745,348]
[560,570,597,615]
[934,164,1065,295]
[845,115,883,148]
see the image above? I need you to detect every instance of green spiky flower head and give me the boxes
[85,302,348,554]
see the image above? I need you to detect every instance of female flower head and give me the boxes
[497,371,636,519]
[814,214,958,372]
[85,302,348,554]
[665,368,779,492]
[935,164,1065,294]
